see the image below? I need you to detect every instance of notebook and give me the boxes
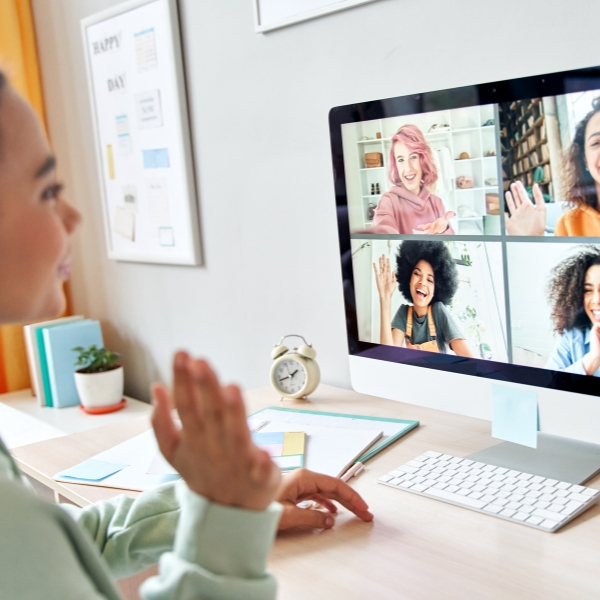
[42,320,103,408]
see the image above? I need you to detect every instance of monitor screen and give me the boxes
[330,66,600,399]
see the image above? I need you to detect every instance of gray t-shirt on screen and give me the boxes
[391,302,465,354]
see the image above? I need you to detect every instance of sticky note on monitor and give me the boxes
[56,459,128,482]
[491,384,538,448]
[252,431,305,470]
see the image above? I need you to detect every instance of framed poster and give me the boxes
[81,0,202,265]
[254,0,380,33]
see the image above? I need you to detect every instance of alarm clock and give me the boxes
[270,335,320,400]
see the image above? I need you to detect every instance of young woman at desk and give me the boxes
[0,73,373,598]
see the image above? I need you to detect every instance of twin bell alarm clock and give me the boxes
[270,335,320,400]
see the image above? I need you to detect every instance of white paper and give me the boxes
[0,403,65,449]
[114,205,135,241]
[146,178,170,234]
[136,89,163,129]
[135,27,158,71]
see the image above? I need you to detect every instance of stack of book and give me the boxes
[23,317,103,407]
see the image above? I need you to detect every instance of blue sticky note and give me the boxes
[57,459,128,482]
[491,384,538,448]
[143,148,170,169]
[252,432,284,445]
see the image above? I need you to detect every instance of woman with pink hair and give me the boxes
[371,124,455,234]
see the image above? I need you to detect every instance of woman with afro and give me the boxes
[373,240,473,355]
[546,246,600,376]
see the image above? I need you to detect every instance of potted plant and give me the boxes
[73,345,124,410]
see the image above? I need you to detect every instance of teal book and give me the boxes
[41,320,103,408]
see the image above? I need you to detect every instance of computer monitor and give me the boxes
[329,66,600,478]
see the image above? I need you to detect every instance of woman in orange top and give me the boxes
[505,97,600,236]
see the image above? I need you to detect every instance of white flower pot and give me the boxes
[74,366,124,409]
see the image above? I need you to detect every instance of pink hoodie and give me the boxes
[369,185,454,235]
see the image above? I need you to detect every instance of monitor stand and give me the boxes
[466,434,600,485]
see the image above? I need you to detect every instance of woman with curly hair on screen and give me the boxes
[506,98,600,236]
[546,246,600,376]
[370,124,455,235]
[373,240,473,356]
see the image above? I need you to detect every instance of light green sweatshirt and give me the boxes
[0,437,282,599]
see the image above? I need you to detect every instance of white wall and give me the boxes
[30,0,600,401]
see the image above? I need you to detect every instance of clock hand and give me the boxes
[290,370,298,377]
[279,376,289,382]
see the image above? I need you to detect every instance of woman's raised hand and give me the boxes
[151,352,281,511]
[505,181,546,236]
[373,254,397,302]
[417,217,449,234]
[583,323,600,376]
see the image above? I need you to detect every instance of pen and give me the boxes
[341,462,364,482]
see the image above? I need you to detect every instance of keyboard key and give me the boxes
[527,516,543,526]
[513,512,529,521]
[493,499,509,507]
[484,504,503,514]
[456,488,471,496]
[481,494,496,503]
[379,475,393,482]
[432,467,446,474]
[582,488,598,497]
[399,465,419,474]
[446,485,459,493]
[399,481,414,489]
[433,482,448,490]
[472,484,486,492]
[469,491,484,499]
[424,451,442,458]
[483,465,497,472]
[552,497,568,506]
[520,505,535,514]
[532,508,565,522]
[569,484,586,493]
[495,491,511,499]
[507,470,521,477]
[553,489,569,498]
[412,476,426,484]
[541,519,559,529]
[531,476,545,484]
[562,502,584,515]
[539,494,555,502]
[493,467,509,474]
[465,475,480,482]
[568,492,593,503]
[528,483,543,491]
[506,501,522,510]
[437,475,451,483]
[526,491,542,499]
[426,487,487,509]
[555,482,570,490]
[549,503,565,513]
[501,484,517,492]
[534,501,550,509]
[508,494,525,502]
[521,498,536,506]
[517,473,533,481]
[545,479,559,486]
[500,509,516,517]
[408,460,426,468]
[390,477,403,485]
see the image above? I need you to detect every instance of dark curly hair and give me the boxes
[395,240,458,305]
[548,246,600,334]
[564,97,600,210]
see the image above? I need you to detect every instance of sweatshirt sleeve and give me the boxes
[60,480,182,579]
[371,194,400,234]
[141,488,282,600]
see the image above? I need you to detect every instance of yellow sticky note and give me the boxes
[282,432,305,456]
[107,144,115,179]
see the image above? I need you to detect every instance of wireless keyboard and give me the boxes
[378,451,600,532]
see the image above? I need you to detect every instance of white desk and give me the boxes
[0,389,152,449]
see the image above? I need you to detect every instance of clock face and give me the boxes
[274,358,307,395]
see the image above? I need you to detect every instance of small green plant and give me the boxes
[73,345,120,373]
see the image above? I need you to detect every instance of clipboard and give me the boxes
[249,406,419,465]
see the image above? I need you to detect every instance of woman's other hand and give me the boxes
[505,182,546,236]
[276,469,373,530]
[373,254,397,302]
[583,323,600,375]
[151,352,281,511]
[417,217,449,234]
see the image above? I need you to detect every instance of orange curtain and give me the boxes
[0,0,46,393]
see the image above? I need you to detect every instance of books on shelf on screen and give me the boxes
[23,317,103,407]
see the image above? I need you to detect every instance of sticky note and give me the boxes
[57,459,128,481]
[159,227,174,246]
[107,145,115,179]
[143,148,170,169]
[282,431,305,456]
[491,384,538,448]
[273,455,303,469]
